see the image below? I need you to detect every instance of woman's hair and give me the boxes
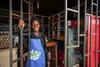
[31,18,41,25]
[30,18,43,32]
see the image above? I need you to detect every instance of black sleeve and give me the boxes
[44,38,49,61]
[41,32,49,61]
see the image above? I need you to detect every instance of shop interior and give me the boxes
[0,0,100,67]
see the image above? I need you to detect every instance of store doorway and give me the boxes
[0,0,100,67]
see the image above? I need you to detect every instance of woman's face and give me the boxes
[31,20,40,32]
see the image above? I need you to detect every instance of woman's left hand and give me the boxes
[47,61,50,67]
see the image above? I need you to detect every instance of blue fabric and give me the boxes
[26,39,46,67]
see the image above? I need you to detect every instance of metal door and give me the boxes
[84,0,99,67]
[64,0,81,67]
[64,0,100,67]
[9,0,30,67]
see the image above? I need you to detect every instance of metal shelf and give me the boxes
[23,19,28,20]
[0,16,9,18]
[0,16,20,19]
[49,58,56,61]
[60,20,65,22]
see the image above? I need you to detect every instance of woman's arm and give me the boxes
[41,32,50,67]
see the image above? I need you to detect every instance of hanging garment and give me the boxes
[26,39,46,67]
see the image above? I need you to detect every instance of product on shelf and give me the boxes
[48,52,51,60]
[0,10,9,16]
[23,14,28,20]
[0,26,9,31]
[49,12,65,40]
[68,19,84,28]
[0,18,9,24]
[53,31,58,38]
[60,13,65,21]
[73,61,80,67]
[53,15,58,22]
[58,50,64,67]
[0,9,30,50]
[0,32,10,49]
[74,47,82,55]
[44,17,48,24]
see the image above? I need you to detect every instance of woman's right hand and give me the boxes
[18,19,25,28]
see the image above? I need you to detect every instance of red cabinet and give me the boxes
[86,15,100,67]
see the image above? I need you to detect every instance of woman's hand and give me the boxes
[47,61,50,67]
[18,19,25,28]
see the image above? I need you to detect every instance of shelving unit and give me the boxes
[49,10,84,41]
[47,41,58,67]
[0,9,10,49]
[52,14,59,39]
[43,17,49,38]
[48,16,53,40]
[58,11,65,40]
[0,7,30,67]
[0,8,30,48]
[0,8,51,67]
[49,11,65,41]
[0,31,10,49]
[48,10,85,67]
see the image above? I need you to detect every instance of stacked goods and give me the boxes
[58,50,64,67]
[0,32,10,49]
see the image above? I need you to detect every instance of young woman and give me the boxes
[18,18,49,67]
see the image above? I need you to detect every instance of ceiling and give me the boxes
[0,0,99,16]
[33,0,85,16]
[33,0,64,16]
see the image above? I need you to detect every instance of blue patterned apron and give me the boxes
[26,39,46,67]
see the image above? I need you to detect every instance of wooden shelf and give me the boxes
[23,19,28,20]
[57,38,64,41]
[49,11,65,41]
[13,31,18,32]
[59,30,64,31]
[12,16,20,19]
[0,16,9,18]
[49,58,56,61]
[47,41,57,47]
[52,38,64,41]
[0,16,20,19]
[60,20,65,22]
[46,41,58,67]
